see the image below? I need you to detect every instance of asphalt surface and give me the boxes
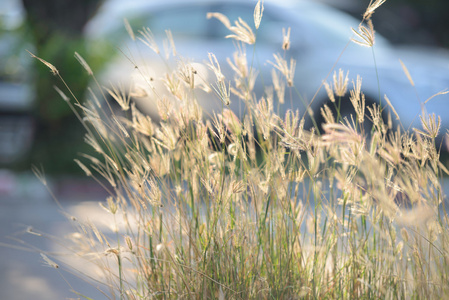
[0,171,111,300]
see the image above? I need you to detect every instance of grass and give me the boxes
[27,0,449,299]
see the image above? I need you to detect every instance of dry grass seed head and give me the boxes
[349,75,365,123]
[384,95,399,120]
[27,50,59,75]
[207,12,256,44]
[164,29,177,58]
[424,89,449,105]
[123,18,135,41]
[74,159,92,177]
[157,97,173,121]
[415,113,441,139]
[320,104,335,125]
[333,69,349,97]
[227,46,248,79]
[323,81,335,103]
[53,85,70,102]
[138,27,160,54]
[271,69,285,104]
[40,253,59,269]
[105,84,131,111]
[177,60,196,90]
[351,20,375,47]
[269,53,296,87]
[399,59,415,87]
[364,0,387,20]
[74,52,93,76]
[254,0,264,30]
[282,27,291,51]
[131,103,154,136]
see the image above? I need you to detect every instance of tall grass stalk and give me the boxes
[27,0,449,299]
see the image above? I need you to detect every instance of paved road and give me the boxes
[0,172,110,300]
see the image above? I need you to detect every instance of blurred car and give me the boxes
[0,1,35,164]
[85,0,449,142]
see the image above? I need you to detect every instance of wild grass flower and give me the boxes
[351,21,376,47]
[282,27,291,51]
[123,18,135,41]
[268,53,296,87]
[105,84,131,111]
[333,68,349,97]
[207,12,256,45]
[349,75,366,124]
[363,0,387,20]
[74,52,93,76]
[271,69,285,104]
[323,81,336,103]
[27,2,449,299]
[383,95,400,120]
[138,27,160,54]
[253,0,264,30]
[164,29,177,58]
[27,50,59,75]
[399,59,415,87]
[416,113,441,139]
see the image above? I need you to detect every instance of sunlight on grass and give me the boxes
[27,0,449,298]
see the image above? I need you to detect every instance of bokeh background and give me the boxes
[1,0,448,299]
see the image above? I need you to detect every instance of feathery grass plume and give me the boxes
[349,75,365,123]
[208,54,231,105]
[207,12,256,44]
[415,113,441,139]
[74,159,92,176]
[363,0,387,20]
[74,52,93,76]
[30,2,449,298]
[333,69,349,97]
[138,27,160,54]
[399,59,415,87]
[157,97,173,121]
[123,18,135,41]
[177,60,195,89]
[227,46,248,79]
[27,50,58,75]
[320,104,335,124]
[207,53,224,82]
[271,69,285,104]
[424,89,449,104]
[268,53,296,87]
[53,85,70,102]
[155,123,179,151]
[282,27,291,50]
[40,253,59,269]
[131,103,154,136]
[165,29,176,58]
[105,84,131,111]
[323,81,336,103]
[384,95,400,120]
[351,21,375,47]
[254,0,264,30]
[212,78,231,106]
[206,12,231,29]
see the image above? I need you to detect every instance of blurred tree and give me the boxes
[21,0,104,174]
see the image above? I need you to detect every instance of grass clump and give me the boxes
[29,1,449,299]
